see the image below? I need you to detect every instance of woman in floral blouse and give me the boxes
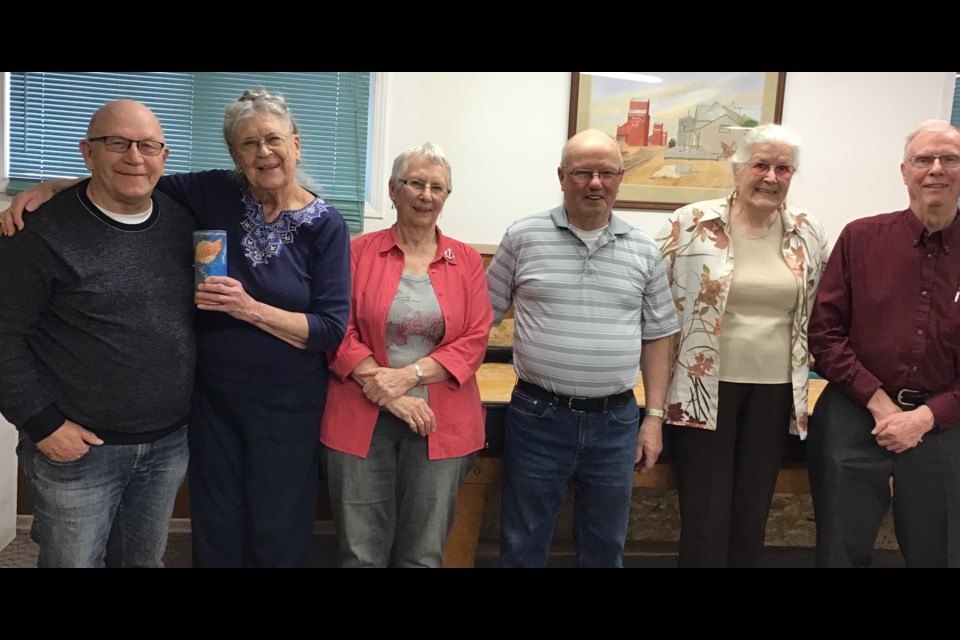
[656,124,830,567]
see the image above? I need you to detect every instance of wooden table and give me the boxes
[476,362,826,408]
[441,364,827,567]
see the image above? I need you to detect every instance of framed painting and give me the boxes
[568,72,786,210]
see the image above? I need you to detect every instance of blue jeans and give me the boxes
[18,426,188,568]
[500,387,639,568]
[324,412,476,568]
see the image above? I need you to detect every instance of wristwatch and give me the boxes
[645,408,665,420]
[413,363,425,387]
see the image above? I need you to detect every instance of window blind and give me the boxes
[952,73,960,128]
[8,71,370,231]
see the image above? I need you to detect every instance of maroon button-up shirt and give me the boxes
[809,209,960,428]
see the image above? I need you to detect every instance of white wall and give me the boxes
[365,72,573,248]
[783,72,955,242]
[367,72,957,247]
[0,417,16,550]
[0,66,16,547]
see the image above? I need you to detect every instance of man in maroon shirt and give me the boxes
[808,120,960,568]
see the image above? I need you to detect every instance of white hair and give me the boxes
[730,123,802,171]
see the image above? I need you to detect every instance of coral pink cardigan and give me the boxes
[320,225,493,459]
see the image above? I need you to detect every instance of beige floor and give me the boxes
[1,515,904,568]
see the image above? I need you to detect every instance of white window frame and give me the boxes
[364,72,388,222]
[1,72,9,198]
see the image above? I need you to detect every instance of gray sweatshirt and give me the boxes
[0,180,197,444]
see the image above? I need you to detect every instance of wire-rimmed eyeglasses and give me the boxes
[398,178,450,197]
[907,154,960,169]
[234,134,288,155]
[563,167,624,183]
[747,161,795,178]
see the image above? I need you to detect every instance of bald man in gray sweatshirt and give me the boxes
[0,99,196,567]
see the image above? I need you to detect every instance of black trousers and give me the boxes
[188,369,325,568]
[808,383,960,567]
[672,381,793,567]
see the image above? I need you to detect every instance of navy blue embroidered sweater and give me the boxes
[159,170,350,386]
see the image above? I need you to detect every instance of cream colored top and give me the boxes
[719,215,798,383]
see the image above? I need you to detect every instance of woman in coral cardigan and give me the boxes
[321,142,493,567]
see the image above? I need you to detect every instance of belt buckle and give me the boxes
[896,388,920,408]
[566,395,588,413]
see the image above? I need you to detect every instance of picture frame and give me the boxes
[568,72,786,210]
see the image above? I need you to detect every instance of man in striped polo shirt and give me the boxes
[487,129,680,568]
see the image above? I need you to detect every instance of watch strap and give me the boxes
[413,363,425,386]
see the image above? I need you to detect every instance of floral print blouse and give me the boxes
[655,196,830,439]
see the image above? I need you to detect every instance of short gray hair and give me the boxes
[903,119,960,161]
[223,89,299,148]
[730,123,802,171]
[390,142,453,192]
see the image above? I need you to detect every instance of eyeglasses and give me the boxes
[907,154,960,168]
[748,161,796,178]
[398,178,450,197]
[563,168,624,183]
[235,134,288,155]
[87,136,165,156]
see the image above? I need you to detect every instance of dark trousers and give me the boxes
[188,370,324,568]
[808,383,960,567]
[673,381,793,567]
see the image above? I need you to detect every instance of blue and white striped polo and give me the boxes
[486,206,680,398]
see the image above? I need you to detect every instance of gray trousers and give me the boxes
[808,383,960,567]
[324,412,476,568]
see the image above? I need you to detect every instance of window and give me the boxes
[952,73,960,129]
[6,72,370,231]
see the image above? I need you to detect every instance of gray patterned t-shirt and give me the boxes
[386,274,445,402]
